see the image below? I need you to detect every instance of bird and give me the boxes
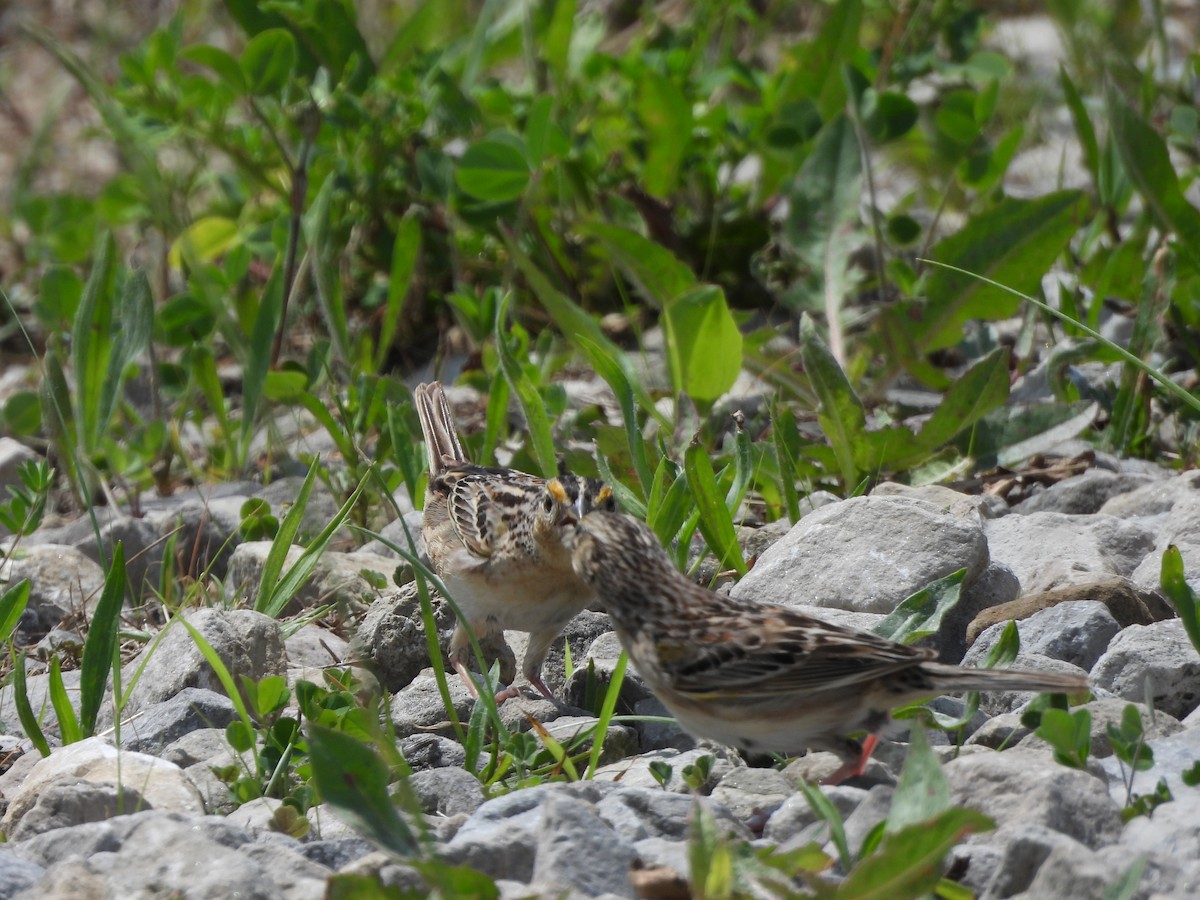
[563,510,1090,783]
[414,381,615,701]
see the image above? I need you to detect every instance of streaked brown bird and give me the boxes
[564,510,1089,782]
[414,381,614,701]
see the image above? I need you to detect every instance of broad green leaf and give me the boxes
[1,392,41,437]
[1161,545,1200,653]
[782,114,862,284]
[456,137,530,202]
[157,293,216,346]
[542,0,574,87]
[897,191,1085,353]
[79,542,126,736]
[169,217,241,269]
[241,28,297,95]
[1036,708,1091,768]
[181,44,248,93]
[585,221,695,307]
[1107,85,1200,273]
[838,807,994,899]
[308,725,418,857]
[661,286,743,402]
[38,266,84,324]
[636,71,692,198]
[987,620,1021,667]
[684,441,747,576]
[873,569,966,645]
[799,313,866,486]
[962,401,1098,469]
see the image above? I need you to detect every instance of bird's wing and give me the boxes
[440,467,544,559]
[660,604,935,698]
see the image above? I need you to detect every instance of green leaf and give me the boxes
[79,542,126,736]
[72,231,117,452]
[240,265,283,467]
[49,656,82,745]
[181,44,248,93]
[254,458,318,615]
[636,71,692,198]
[873,569,966,645]
[241,28,297,95]
[1107,85,1200,273]
[799,313,866,486]
[897,191,1086,353]
[662,286,743,402]
[782,114,862,305]
[838,807,993,899]
[1160,545,1200,653]
[887,724,949,833]
[797,778,852,871]
[986,620,1021,668]
[308,724,420,856]
[585,221,695,307]
[11,652,51,757]
[375,215,422,373]
[1036,707,1091,769]
[577,337,652,495]
[782,0,862,120]
[0,579,31,642]
[38,265,84,324]
[1059,66,1099,187]
[684,440,747,576]
[494,296,557,478]
[304,177,353,365]
[456,136,530,202]
[169,216,241,269]
[1102,857,1147,900]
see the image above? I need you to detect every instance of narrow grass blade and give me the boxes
[577,336,652,495]
[174,614,254,732]
[72,232,117,452]
[240,264,284,467]
[585,650,627,778]
[527,716,580,781]
[0,579,31,641]
[78,542,126,736]
[261,469,370,619]
[797,779,851,871]
[375,216,422,373]
[494,294,557,478]
[11,652,51,757]
[254,457,318,615]
[799,312,866,487]
[684,440,747,576]
[49,656,82,745]
[1160,545,1200,653]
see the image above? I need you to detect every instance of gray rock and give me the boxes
[1091,620,1200,720]
[594,786,748,842]
[389,668,476,740]
[938,561,1022,661]
[4,545,106,642]
[8,780,148,840]
[1016,840,1167,900]
[970,652,1089,716]
[564,631,653,710]
[296,837,374,871]
[0,847,43,897]
[1129,494,1200,595]
[530,791,636,897]
[121,609,287,716]
[225,797,284,833]
[943,749,1121,848]
[0,438,37,499]
[981,822,1094,898]
[763,785,867,843]
[1120,790,1200,861]
[1018,698,1181,759]
[350,582,453,692]
[0,668,79,741]
[284,623,350,671]
[225,543,397,615]
[731,496,989,614]
[357,509,426,561]
[965,712,1032,750]
[709,767,793,821]
[1012,470,1156,515]
[593,748,733,793]
[513,609,615,699]
[10,810,278,899]
[633,694,695,751]
[2,737,204,836]
[237,841,328,900]
[1099,469,1200,518]
[984,512,1155,595]
[408,767,485,817]
[871,481,1009,519]
[121,688,238,756]
[541,715,640,767]
[964,600,1120,671]
[399,734,467,771]
[1098,721,1200,804]
[256,475,342,540]
[837,785,894,862]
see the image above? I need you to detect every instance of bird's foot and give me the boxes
[820,733,879,786]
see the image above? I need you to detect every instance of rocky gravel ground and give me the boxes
[3,425,1200,898]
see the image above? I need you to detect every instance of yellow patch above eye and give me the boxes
[596,485,613,504]
[546,479,569,503]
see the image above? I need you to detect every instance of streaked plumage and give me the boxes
[414,381,614,700]
[564,511,1089,782]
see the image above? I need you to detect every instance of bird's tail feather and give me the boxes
[923,662,1088,694]
[415,382,468,475]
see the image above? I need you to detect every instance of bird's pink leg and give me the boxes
[820,733,880,786]
[454,660,525,703]
[527,675,556,700]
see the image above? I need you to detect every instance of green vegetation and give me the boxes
[2,0,1199,895]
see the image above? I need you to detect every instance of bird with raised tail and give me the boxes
[562,510,1089,782]
[414,381,614,701]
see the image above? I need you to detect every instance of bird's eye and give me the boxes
[543,496,554,513]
